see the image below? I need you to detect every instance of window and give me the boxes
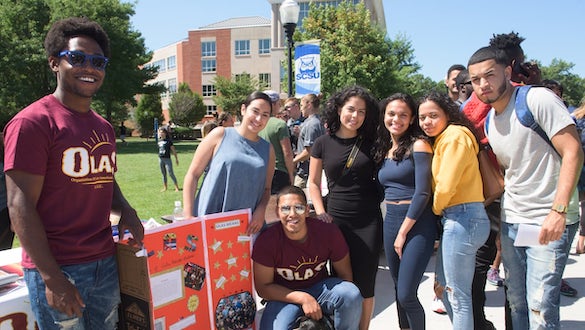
[201,41,216,57]
[168,78,177,95]
[258,39,270,54]
[167,56,176,70]
[259,73,271,89]
[235,73,251,82]
[298,1,359,31]
[235,40,250,56]
[152,59,166,72]
[206,105,217,115]
[202,85,217,97]
[202,59,216,72]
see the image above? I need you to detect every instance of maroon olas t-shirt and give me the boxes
[3,95,117,268]
[252,218,349,290]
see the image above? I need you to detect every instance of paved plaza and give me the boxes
[255,236,585,329]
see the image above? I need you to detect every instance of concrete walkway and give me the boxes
[255,236,585,329]
[370,235,585,329]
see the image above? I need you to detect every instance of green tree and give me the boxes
[168,83,205,126]
[213,73,257,115]
[0,0,157,126]
[540,59,585,107]
[134,92,164,138]
[0,0,52,127]
[298,1,420,99]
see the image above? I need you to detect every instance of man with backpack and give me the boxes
[468,45,582,330]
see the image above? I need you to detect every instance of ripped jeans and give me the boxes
[500,221,578,329]
[24,255,120,330]
[436,202,490,330]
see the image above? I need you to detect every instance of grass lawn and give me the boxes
[115,137,200,220]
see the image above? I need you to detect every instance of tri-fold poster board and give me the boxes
[117,209,256,330]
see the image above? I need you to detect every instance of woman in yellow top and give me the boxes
[418,91,490,330]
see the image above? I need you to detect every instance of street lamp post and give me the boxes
[279,0,300,97]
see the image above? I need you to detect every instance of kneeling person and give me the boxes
[252,186,362,329]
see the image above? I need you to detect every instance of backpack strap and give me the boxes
[515,85,558,155]
[484,109,493,137]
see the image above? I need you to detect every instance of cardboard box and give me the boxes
[117,209,256,330]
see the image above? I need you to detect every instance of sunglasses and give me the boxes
[58,50,109,71]
[279,204,306,215]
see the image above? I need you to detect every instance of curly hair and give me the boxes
[44,17,110,58]
[418,91,480,144]
[489,31,525,64]
[323,85,379,143]
[374,93,428,165]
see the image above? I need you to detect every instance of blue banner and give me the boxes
[294,40,321,97]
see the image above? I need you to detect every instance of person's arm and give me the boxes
[281,137,295,184]
[540,125,584,244]
[293,147,311,165]
[253,261,322,320]
[112,179,144,246]
[6,170,85,317]
[248,146,275,235]
[432,132,469,215]
[170,145,179,166]
[182,127,224,219]
[394,139,433,258]
[308,157,332,223]
[330,254,353,282]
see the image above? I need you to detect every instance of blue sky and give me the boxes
[128,0,584,82]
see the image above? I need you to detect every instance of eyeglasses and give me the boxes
[58,50,109,71]
[279,204,306,215]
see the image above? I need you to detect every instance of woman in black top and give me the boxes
[308,85,381,330]
[158,128,180,192]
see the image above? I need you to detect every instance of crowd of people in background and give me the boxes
[2,19,585,330]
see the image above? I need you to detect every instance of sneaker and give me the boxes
[431,297,447,315]
[560,279,578,297]
[487,267,504,287]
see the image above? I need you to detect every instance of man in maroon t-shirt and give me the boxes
[252,186,362,329]
[3,17,144,329]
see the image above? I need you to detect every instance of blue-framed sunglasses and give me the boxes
[58,50,109,71]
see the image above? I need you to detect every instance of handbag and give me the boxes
[478,146,504,206]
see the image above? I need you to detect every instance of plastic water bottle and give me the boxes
[173,201,184,222]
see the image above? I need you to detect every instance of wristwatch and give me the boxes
[551,203,568,214]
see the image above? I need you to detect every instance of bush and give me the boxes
[172,126,197,140]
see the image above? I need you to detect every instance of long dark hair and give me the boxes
[323,85,379,144]
[418,91,481,143]
[374,93,428,165]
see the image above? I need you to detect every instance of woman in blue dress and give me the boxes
[183,91,276,235]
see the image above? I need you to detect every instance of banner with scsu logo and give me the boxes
[294,40,321,97]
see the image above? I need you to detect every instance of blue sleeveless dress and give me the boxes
[194,128,270,216]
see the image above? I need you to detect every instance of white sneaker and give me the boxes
[431,297,447,315]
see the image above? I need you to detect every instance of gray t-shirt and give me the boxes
[487,86,579,225]
[296,114,324,178]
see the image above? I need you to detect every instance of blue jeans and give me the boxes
[500,221,578,329]
[436,202,489,330]
[383,203,436,330]
[259,277,363,330]
[159,157,178,185]
[24,256,120,330]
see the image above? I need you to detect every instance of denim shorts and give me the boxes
[24,255,120,330]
